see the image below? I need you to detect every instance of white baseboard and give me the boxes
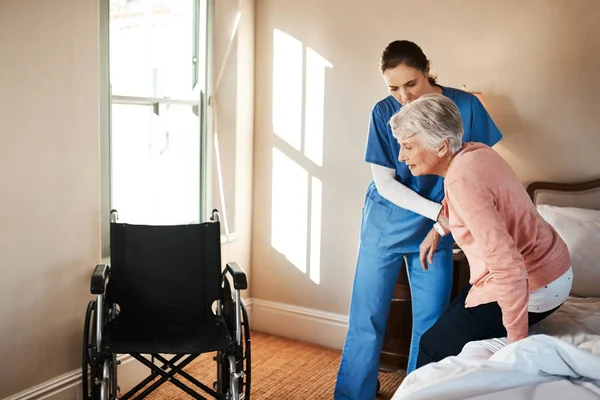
[244,297,253,312]
[249,298,349,350]
[1,355,144,400]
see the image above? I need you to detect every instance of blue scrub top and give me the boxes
[362,86,503,253]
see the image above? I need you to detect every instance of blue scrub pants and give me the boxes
[334,243,453,400]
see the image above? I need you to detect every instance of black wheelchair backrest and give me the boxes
[107,221,222,326]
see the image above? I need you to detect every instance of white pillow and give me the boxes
[537,205,600,297]
[537,204,600,223]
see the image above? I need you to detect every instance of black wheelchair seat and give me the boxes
[104,316,233,355]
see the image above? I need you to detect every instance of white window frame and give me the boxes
[100,0,214,258]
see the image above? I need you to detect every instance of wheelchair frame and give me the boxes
[82,210,251,400]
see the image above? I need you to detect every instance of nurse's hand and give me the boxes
[419,228,441,271]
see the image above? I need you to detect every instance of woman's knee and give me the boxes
[416,327,442,368]
[418,326,441,358]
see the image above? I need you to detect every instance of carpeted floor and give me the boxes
[141,331,404,399]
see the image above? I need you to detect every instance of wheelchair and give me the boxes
[82,210,250,400]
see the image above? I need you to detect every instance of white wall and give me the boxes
[250,0,600,346]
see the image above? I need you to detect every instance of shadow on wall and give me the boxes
[484,94,541,181]
[484,93,571,185]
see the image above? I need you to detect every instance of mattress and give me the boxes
[392,295,600,400]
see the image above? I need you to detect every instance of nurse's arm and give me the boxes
[372,163,442,221]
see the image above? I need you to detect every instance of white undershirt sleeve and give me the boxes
[371,163,443,221]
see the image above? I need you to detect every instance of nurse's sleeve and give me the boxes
[364,105,396,168]
[372,164,442,221]
[469,95,503,147]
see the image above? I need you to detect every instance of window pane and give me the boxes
[111,103,200,224]
[109,0,195,98]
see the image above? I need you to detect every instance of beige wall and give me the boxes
[251,0,600,318]
[0,0,100,397]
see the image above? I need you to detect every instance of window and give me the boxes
[101,0,210,257]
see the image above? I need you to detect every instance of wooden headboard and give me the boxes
[527,177,600,209]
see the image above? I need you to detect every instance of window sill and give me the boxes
[221,232,239,244]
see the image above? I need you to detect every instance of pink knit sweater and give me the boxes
[443,142,571,342]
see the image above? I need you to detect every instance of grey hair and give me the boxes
[389,93,464,154]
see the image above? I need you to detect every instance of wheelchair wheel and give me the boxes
[239,298,251,400]
[216,285,251,400]
[82,300,118,400]
[83,300,101,400]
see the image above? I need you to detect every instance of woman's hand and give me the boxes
[419,227,441,270]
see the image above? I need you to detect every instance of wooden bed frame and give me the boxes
[527,177,600,209]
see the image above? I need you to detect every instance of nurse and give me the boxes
[334,40,503,400]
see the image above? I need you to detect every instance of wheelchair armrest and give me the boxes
[225,262,248,290]
[91,264,110,295]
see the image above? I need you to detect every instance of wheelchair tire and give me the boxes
[240,298,251,400]
[216,287,251,400]
[82,300,103,400]
[82,300,93,400]
[83,300,118,400]
[214,279,252,400]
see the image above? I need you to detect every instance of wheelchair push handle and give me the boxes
[211,209,220,223]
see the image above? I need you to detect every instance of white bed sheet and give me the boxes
[529,295,600,347]
[392,296,600,400]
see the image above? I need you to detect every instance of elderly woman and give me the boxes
[388,93,573,369]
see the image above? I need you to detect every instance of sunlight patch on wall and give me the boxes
[271,148,308,272]
[270,29,332,284]
[272,29,303,150]
[304,48,332,167]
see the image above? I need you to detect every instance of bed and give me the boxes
[392,177,600,400]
